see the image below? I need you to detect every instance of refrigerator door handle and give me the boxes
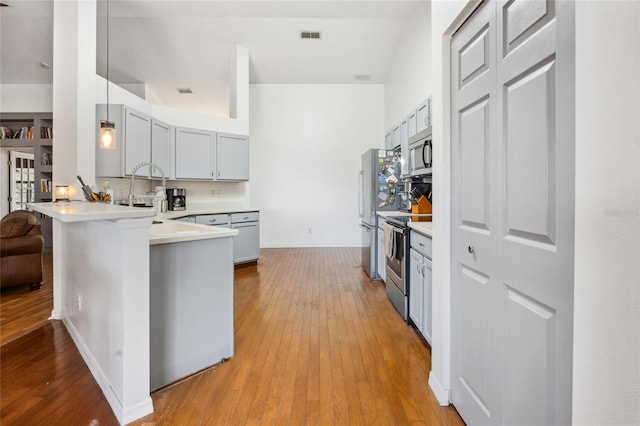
[358,170,364,218]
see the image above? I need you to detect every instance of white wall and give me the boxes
[249,84,384,247]
[384,2,432,131]
[0,84,53,112]
[428,0,475,405]
[573,1,640,425]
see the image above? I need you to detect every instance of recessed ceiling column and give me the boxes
[52,0,96,197]
[229,45,250,134]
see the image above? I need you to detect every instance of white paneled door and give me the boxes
[10,151,35,212]
[450,0,575,424]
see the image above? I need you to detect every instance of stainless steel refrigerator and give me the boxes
[359,149,401,278]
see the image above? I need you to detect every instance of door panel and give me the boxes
[458,266,491,418]
[451,1,497,423]
[503,0,555,55]
[504,59,556,245]
[460,97,491,232]
[451,0,574,425]
[459,25,490,88]
[504,286,556,426]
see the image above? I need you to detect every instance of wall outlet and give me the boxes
[210,189,216,198]
[210,189,222,198]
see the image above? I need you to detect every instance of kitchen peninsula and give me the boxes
[28,202,238,425]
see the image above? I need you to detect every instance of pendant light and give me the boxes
[99,0,115,149]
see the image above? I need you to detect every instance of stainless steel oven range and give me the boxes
[384,216,412,321]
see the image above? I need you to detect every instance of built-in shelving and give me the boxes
[0,112,54,248]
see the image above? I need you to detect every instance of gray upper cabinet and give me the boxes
[96,105,173,178]
[385,131,393,149]
[97,104,249,181]
[151,119,173,179]
[407,109,418,139]
[216,133,249,181]
[175,127,216,180]
[416,99,430,133]
[124,109,152,177]
[400,118,409,176]
[391,124,401,149]
[96,104,149,177]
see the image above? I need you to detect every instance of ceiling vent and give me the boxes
[354,74,372,81]
[177,88,193,94]
[300,31,321,40]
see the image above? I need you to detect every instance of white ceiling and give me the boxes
[0,0,426,116]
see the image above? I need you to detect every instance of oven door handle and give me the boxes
[386,224,405,234]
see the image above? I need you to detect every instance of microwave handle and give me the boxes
[422,140,428,168]
[423,139,432,168]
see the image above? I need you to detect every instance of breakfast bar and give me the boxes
[28,202,238,425]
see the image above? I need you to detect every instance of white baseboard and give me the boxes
[62,318,153,425]
[429,371,450,406]
[122,398,154,425]
[260,243,360,248]
[49,308,64,320]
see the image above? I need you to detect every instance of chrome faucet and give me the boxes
[128,162,167,210]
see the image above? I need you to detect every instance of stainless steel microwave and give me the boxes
[409,127,432,176]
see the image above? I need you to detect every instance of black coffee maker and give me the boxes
[166,188,186,211]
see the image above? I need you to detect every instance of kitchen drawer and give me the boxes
[411,231,432,259]
[175,216,195,223]
[230,211,259,223]
[195,214,230,226]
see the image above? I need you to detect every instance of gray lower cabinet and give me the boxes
[195,214,230,227]
[409,230,432,344]
[231,212,260,264]
[175,216,195,223]
[150,236,234,391]
[190,211,260,264]
[376,218,386,282]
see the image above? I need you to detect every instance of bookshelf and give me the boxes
[0,112,54,249]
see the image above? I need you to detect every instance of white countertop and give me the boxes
[28,201,156,223]
[408,221,433,237]
[375,211,433,237]
[376,210,415,218]
[156,203,260,220]
[149,220,238,245]
[28,201,239,244]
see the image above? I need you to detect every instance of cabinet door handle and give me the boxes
[468,245,474,254]
[242,216,249,220]
[419,242,424,247]
[209,219,217,223]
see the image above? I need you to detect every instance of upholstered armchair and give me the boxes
[0,210,44,290]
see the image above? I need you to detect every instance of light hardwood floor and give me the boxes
[1,248,464,425]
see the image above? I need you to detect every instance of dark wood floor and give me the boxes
[1,248,464,425]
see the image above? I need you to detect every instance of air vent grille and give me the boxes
[177,88,193,94]
[300,31,321,40]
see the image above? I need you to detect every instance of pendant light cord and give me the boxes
[106,0,110,122]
